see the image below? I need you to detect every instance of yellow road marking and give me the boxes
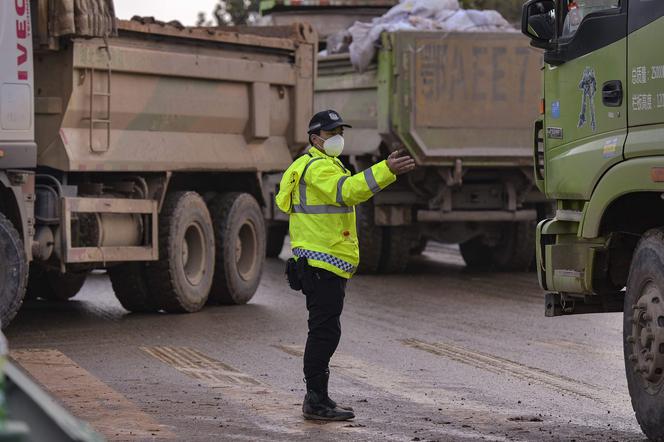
[142,346,261,387]
[11,349,174,440]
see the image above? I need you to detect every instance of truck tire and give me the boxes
[208,193,266,305]
[147,192,215,313]
[26,268,88,302]
[356,202,382,274]
[109,263,157,313]
[0,213,28,328]
[459,236,493,270]
[266,223,288,258]
[460,221,535,272]
[378,226,413,274]
[490,221,536,272]
[410,236,428,256]
[624,228,664,441]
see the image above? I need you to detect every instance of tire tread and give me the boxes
[109,263,156,312]
[0,213,27,328]
[147,192,213,313]
[209,193,265,305]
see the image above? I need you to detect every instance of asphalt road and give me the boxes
[5,243,647,441]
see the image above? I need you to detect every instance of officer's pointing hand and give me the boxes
[387,150,416,175]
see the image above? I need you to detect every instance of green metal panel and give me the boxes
[390,31,542,167]
[376,33,393,138]
[580,156,664,238]
[315,32,543,166]
[625,16,664,157]
[314,56,382,155]
[543,37,627,200]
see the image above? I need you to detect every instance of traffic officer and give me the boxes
[276,109,416,421]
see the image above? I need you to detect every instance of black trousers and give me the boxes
[301,264,347,380]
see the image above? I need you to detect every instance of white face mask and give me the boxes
[321,134,344,157]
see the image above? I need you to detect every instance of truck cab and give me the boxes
[523,0,664,438]
[0,0,37,259]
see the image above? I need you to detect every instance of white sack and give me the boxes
[348,0,514,71]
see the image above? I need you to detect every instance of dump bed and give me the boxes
[316,31,542,167]
[34,19,316,173]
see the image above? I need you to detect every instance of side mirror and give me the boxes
[522,0,556,49]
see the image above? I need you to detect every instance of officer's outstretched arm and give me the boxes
[308,160,396,207]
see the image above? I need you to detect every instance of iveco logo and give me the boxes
[15,0,29,81]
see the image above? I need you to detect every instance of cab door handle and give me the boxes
[602,80,623,107]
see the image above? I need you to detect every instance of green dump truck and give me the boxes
[522,0,664,438]
[0,0,316,328]
[262,1,549,273]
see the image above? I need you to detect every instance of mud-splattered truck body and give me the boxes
[0,0,316,326]
[262,1,549,273]
[522,0,664,439]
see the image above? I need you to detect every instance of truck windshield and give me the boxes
[561,0,620,38]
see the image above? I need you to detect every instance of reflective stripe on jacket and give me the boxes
[276,146,396,279]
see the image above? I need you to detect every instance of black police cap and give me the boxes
[307,109,352,134]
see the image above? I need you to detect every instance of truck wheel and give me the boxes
[490,221,536,272]
[624,228,664,441]
[266,223,288,258]
[356,202,382,274]
[109,263,157,313]
[208,193,266,305]
[459,236,493,270]
[460,221,535,272]
[147,192,215,313]
[24,265,45,301]
[32,269,87,301]
[378,226,413,274]
[410,236,428,256]
[0,213,28,328]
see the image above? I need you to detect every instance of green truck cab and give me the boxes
[523,0,664,438]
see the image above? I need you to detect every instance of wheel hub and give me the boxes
[182,223,206,286]
[236,221,257,282]
[629,282,664,391]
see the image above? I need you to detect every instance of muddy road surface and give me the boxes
[6,243,646,441]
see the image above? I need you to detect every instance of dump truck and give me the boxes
[522,0,664,439]
[261,1,549,273]
[0,0,316,327]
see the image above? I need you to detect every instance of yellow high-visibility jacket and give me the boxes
[276,146,396,279]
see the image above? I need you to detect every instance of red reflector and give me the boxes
[539,99,545,115]
[0,150,4,158]
[652,168,664,182]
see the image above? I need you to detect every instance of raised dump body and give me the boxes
[0,0,316,327]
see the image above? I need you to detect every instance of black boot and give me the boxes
[303,373,355,421]
[320,370,354,412]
